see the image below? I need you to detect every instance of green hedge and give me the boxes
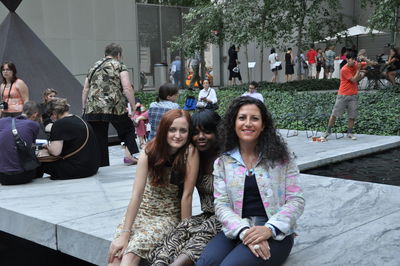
[136,83,400,136]
[219,79,341,92]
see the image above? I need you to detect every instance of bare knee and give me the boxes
[120,253,141,266]
[108,257,122,266]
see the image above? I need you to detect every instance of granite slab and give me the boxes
[1,131,399,265]
[285,210,400,266]
[291,174,400,253]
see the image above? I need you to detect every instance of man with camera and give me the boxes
[0,101,41,185]
[321,52,372,141]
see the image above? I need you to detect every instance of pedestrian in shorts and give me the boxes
[321,52,372,141]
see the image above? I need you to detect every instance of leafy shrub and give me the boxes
[136,84,400,136]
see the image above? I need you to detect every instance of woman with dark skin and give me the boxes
[149,110,222,266]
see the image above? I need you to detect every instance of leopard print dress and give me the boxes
[148,173,222,265]
[113,166,181,260]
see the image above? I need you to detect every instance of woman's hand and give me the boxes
[243,226,272,245]
[247,240,271,260]
[107,234,129,263]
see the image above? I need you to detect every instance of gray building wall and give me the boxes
[0,0,140,90]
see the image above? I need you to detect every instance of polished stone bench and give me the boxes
[1,131,399,265]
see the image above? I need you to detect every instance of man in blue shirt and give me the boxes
[0,101,40,185]
[171,56,182,89]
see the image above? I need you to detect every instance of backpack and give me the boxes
[183,96,197,111]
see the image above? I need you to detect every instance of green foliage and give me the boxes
[362,0,400,35]
[277,0,346,51]
[136,0,209,7]
[170,2,224,56]
[219,79,341,92]
[136,82,400,136]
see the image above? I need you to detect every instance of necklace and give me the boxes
[243,155,258,176]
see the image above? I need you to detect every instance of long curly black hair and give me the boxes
[219,96,290,165]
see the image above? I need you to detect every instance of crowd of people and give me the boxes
[2,40,399,265]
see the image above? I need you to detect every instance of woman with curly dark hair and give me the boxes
[197,96,305,266]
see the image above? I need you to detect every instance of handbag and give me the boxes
[206,102,219,110]
[11,118,40,171]
[196,101,207,108]
[274,61,282,70]
[37,116,89,163]
[232,66,240,73]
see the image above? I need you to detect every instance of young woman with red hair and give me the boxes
[108,109,199,266]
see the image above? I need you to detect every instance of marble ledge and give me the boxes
[57,208,126,266]
[292,174,400,253]
[285,209,400,266]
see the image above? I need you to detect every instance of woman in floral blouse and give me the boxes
[197,96,305,266]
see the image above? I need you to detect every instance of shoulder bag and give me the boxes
[11,118,40,171]
[37,116,89,163]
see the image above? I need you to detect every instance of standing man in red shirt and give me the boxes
[306,44,317,79]
[321,52,370,141]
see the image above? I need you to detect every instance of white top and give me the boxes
[198,88,218,104]
[268,53,278,70]
[242,91,264,103]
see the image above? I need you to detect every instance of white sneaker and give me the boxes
[347,133,357,140]
[320,132,330,141]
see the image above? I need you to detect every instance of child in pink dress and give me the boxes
[132,103,149,148]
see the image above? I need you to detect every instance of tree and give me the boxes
[135,0,210,7]
[362,0,400,46]
[277,0,346,52]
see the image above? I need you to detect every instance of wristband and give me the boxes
[239,229,249,241]
[265,223,277,238]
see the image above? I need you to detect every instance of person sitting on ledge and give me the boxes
[148,109,222,265]
[38,98,100,180]
[148,83,180,140]
[107,109,199,266]
[0,101,41,185]
[38,88,57,133]
[196,96,305,266]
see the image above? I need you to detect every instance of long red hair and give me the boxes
[146,109,192,186]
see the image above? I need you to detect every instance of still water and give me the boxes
[304,147,400,186]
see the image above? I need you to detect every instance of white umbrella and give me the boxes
[325,25,386,41]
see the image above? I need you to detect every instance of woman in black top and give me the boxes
[39,98,100,180]
[284,48,294,82]
[228,45,242,85]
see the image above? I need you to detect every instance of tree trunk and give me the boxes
[260,43,264,81]
[245,45,250,82]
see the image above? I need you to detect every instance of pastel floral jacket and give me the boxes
[213,148,305,241]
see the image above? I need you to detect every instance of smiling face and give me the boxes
[167,116,189,153]
[192,126,216,152]
[235,104,264,145]
[45,92,57,103]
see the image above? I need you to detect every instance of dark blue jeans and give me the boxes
[196,231,294,266]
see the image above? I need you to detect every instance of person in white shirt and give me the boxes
[197,80,217,109]
[268,48,280,83]
[242,81,264,103]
